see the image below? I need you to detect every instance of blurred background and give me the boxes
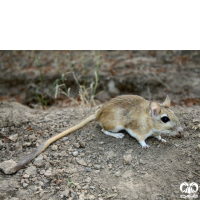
[0,50,200,108]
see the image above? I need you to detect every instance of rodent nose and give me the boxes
[177,127,183,134]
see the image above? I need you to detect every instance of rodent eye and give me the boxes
[161,116,170,123]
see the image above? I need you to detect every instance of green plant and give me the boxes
[35,50,47,107]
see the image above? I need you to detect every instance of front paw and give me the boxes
[142,144,150,149]
[115,133,125,139]
[139,140,150,149]
[161,139,167,143]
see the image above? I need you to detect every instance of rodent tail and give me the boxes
[11,114,96,174]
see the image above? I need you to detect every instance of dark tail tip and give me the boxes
[1,142,46,174]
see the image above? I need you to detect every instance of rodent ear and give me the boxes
[149,101,161,117]
[163,95,171,108]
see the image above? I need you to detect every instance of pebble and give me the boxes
[51,145,58,151]
[79,193,85,200]
[40,170,45,175]
[78,140,86,148]
[9,134,18,142]
[61,188,70,197]
[115,171,121,177]
[94,164,101,170]
[28,134,37,142]
[197,144,200,149]
[89,195,95,199]
[108,164,112,169]
[99,141,104,145]
[72,151,79,157]
[63,137,69,141]
[86,167,92,172]
[56,169,63,174]
[25,166,37,176]
[76,158,87,166]
[23,183,28,188]
[85,177,91,183]
[188,174,194,179]
[123,155,132,165]
[44,169,52,177]
[23,174,30,178]
[23,142,32,147]
[0,159,17,174]
[73,143,80,148]
[34,154,44,167]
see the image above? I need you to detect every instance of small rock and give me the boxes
[73,143,80,148]
[174,144,179,148]
[23,174,30,178]
[29,134,37,142]
[123,155,132,165]
[99,141,104,145]
[98,147,104,151]
[0,159,17,174]
[23,183,28,188]
[79,193,85,200]
[89,195,95,200]
[62,187,70,197]
[108,164,112,169]
[40,169,45,175]
[197,144,200,149]
[82,185,89,189]
[44,169,52,177]
[76,158,87,166]
[115,171,121,177]
[34,154,44,167]
[78,140,86,148]
[112,186,117,192]
[193,119,200,123]
[56,169,63,173]
[23,142,32,147]
[63,137,69,141]
[86,167,92,172]
[9,134,18,142]
[51,145,58,151]
[94,164,101,170]
[25,166,37,176]
[198,134,200,138]
[85,177,92,183]
[188,174,194,179]
[72,151,79,157]
[186,161,191,164]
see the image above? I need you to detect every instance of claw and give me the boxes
[161,139,167,143]
[142,144,150,149]
[115,133,125,139]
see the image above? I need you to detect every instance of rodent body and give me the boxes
[4,95,183,174]
[96,95,183,147]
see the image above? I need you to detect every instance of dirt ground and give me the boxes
[0,51,200,200]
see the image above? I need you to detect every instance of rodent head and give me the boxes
[149,95,183,136]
